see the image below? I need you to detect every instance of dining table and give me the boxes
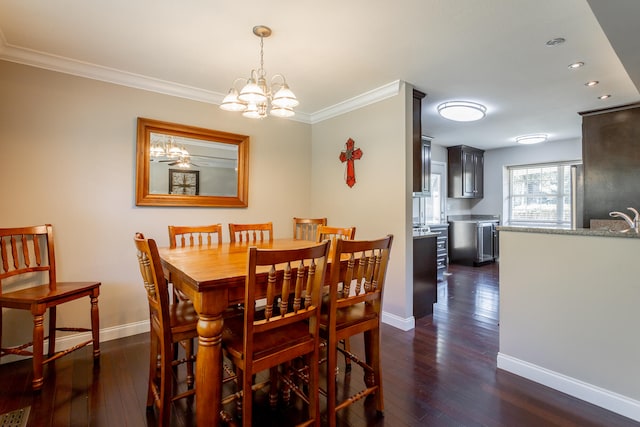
[158,238,334,427]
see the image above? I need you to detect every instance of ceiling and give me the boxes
[1,0,638,150]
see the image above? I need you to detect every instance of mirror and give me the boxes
[136,117,249,207]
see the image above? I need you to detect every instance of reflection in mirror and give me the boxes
[149,134,238,196]
[136,118,249,207]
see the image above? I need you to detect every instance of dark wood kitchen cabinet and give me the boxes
[413,234,437,318]
[412,89,430,195]
[579,102,640,225]
[447,145,484,198]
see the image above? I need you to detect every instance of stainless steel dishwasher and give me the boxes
[448,215,499,266]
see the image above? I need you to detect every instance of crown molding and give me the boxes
[0,39,397,125]
[309,80,402,124]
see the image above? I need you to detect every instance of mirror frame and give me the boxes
[135,117,249,207]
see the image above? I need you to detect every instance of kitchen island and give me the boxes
[498,226,640,422]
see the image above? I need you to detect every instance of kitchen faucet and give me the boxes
[608,207,640,232]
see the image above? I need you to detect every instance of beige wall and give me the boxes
[310,83,414,324]
[0,60,313,348]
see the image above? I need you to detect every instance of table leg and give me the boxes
[196,312,224,427]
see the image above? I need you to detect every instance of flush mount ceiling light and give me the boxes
[568,61,585,69]
[516,134,548,145]
[585,80,599,87]
[598,94,611,100]
[437,101,487,122]
[220,25,298,119]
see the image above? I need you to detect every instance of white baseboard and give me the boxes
[1,320,150,365]
[381,310,415,331]
[497,352,640,422]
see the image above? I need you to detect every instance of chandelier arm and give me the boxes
[232,77,248,91]
[270,74,287,89]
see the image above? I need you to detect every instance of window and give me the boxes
[508,162,579,227]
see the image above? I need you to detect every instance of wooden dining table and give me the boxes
[158,238,332,427]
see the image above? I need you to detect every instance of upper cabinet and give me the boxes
[580,102,640,225]
[412,89,430,195]
[447,145,484,198]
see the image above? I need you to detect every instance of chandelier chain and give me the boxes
[259,35,265,77]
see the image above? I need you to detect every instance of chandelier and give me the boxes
[150,135,193,168]
[220,25,299,119]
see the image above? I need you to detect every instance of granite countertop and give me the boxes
[413,231,438,239]
[498,225,640,239]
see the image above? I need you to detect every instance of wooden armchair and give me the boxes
[316,225,357,370]
[220,240,330,426]
[134,233,198,427]
[320,235,393,427]
[293,217,327,241]
[228,222,273,243]
[168,224,223,248]
[0,224,100,391]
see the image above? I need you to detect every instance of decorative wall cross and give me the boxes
[339,138,363,188]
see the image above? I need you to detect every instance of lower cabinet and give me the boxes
[413,235,437,318]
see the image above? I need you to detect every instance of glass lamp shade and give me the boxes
[166,137,183,158]
[272,85,299,108]
[220,89,247,112]
[238,80,268,104]
[437,101,486,122]
[150,141,165,157]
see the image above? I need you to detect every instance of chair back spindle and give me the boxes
[228,222,273,243]
[293,217,327,241]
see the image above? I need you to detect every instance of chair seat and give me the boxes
[222,315,313,362]
[320,302,378,331]
[0,282,100,307]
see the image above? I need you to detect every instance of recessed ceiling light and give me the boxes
[598,94,611,100]
[585,80,599,87]
[568,61,585,69]
[437,101,487,122]
[516,134,548,145]
[546,37,566,47]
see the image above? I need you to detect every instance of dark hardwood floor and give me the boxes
[1,262,637,426]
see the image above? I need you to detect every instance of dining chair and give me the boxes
[220,240,330,427]
[228,222,273,243]
[320,235,393,427]
[168,224,223,248]
[0,224,100,391]
[316,224,357,370]
[167,225,223,384]
[134,233,198,427]
[293,217,327,241]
